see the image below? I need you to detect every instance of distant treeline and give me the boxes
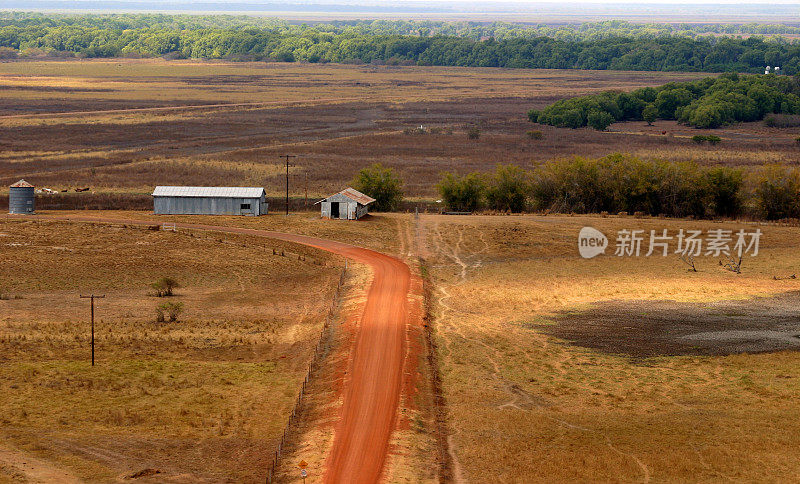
[3,13,800,73]
[531,73,800,129]
[437,155,800,220]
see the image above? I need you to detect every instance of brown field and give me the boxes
[5,58,800,484]
[419,213,800,482]
[0,214,353,482]
[0,59,765,203]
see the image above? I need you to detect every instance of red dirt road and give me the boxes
[31,214,411,483]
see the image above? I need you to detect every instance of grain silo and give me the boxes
[8,179,35,215]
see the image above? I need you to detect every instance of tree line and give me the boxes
[531,73,800,129]
[3,13,800,73]
[6,13,800,41]
[432,155,800,220]
[353,157,800,221]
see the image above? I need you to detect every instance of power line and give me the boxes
[281,154,296,216]
[79,294,105,366]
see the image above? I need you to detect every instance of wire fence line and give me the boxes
[266,265,347,483]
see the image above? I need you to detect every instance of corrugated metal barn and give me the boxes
[316,188,375,220]
[152,186,267,216]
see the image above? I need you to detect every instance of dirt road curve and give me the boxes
[33,214,411,484]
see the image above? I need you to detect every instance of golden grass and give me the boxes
[421,214,800,482]
[0,217,343,482]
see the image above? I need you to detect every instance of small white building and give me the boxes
[316,188,375,220]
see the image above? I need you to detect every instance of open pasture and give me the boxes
[0,59,745,201]
[0,215,346,482]
[420,213,800,482]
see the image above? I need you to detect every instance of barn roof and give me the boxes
[152,186,265,198]
[316,187,376,205]
[10,179,33,188]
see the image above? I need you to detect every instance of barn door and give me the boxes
[331,202,340,218]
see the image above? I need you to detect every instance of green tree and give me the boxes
[587,110,615,131]
[352,163,404,212]
[642,104,657,125]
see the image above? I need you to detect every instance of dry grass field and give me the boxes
[0,215,352,482]
[0,59,734,202]
[419,213,800,482]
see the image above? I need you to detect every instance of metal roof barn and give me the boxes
[152,186,267,216]
[315,188,375,220]
[9,179,34,215]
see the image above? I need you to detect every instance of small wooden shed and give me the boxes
[316,188,375,220]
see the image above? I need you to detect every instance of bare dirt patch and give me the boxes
[542,291,800,357]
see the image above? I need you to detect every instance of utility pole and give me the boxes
[304,171,308,210]
[281,154,296,215]
[80,294,105,366]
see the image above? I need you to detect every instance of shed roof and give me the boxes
[152,186,265,198]
[10,179,33,188]
[315,187,376,205]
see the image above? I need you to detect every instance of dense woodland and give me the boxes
[532,73,800,129]
[3,13,800,73]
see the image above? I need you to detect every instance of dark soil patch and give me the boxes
[540,291,800,357]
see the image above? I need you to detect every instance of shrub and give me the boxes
[156,301,184,323]
[436,172,485,212]
[526,130,544,140]
[705,167,744,217]
[764,114,800,128]
[753,165,800,220]
[0,47,18,59]
[403,126,427,135]
[691,135,722,145]
[486,164,530,212]
[467,126,481,139]
[529,153,725,218]
[151,277,179,297]
[352,163,403,211]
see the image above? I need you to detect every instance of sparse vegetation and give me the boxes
[526,130,544,140]
[156,301,184,322]
[424,214,800,483]
[0,217,343,482]
[467,126,481,140]
[151,277,179,297]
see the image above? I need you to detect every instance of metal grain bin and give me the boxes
[9,179,35,214]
